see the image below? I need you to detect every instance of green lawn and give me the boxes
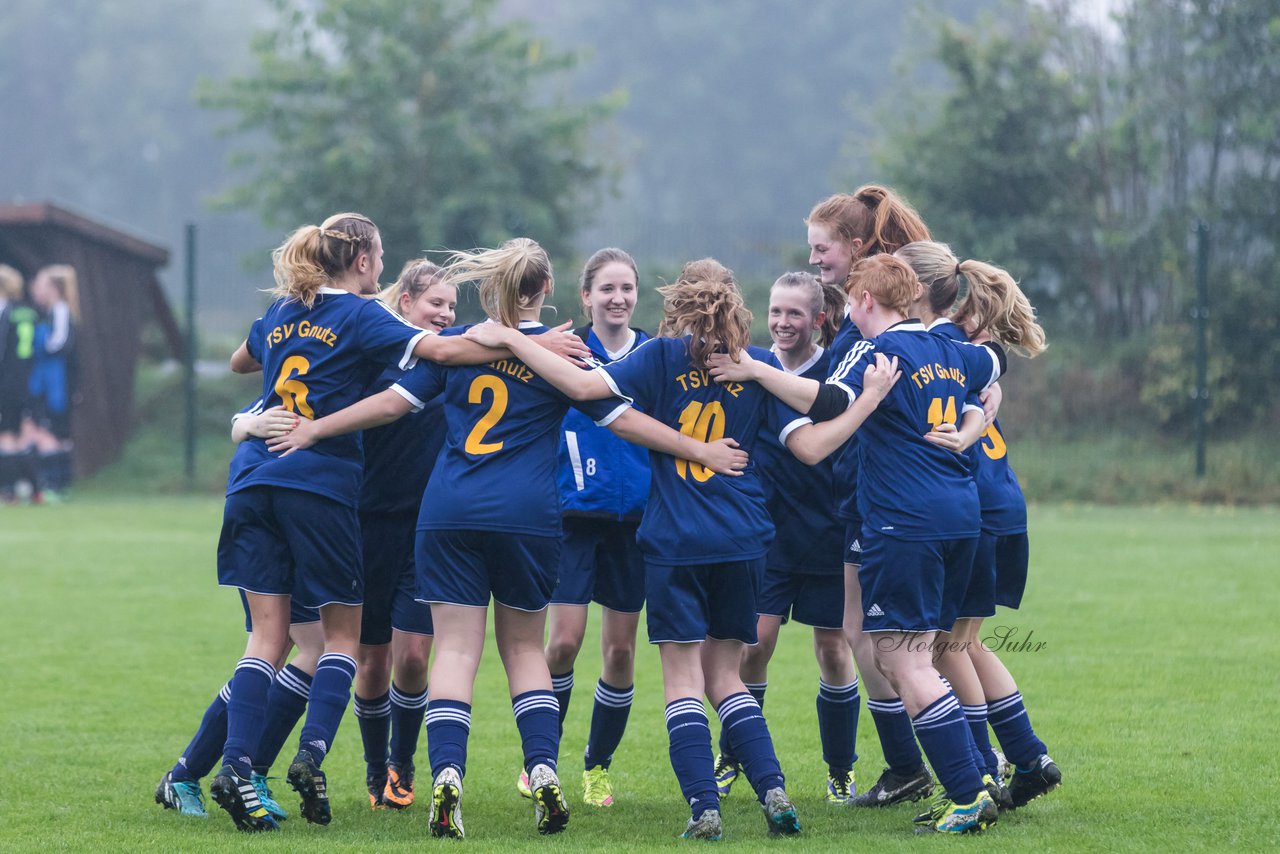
[1,499,1275,851]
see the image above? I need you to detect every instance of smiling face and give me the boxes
[768,284,821,357]
[401,280,457,332]
[807,222,860,287]
[583,260,638,333]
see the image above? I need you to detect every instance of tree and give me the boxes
[200,0,614,273]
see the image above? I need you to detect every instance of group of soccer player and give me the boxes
[154,183,1061,841]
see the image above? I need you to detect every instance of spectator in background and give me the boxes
[0,264,38,503]
[27,264,79,502]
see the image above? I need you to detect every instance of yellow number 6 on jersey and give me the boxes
[274,355,314,418]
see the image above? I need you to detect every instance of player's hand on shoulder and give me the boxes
[706,349,757,382]
[266,414,317,457]
[535,320,591,366]
[696,437,749,477]
[862,353,901,400]
[462,321,514,349]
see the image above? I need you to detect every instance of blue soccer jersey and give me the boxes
[359,364,447,516]
[226,288,427,506]
[822,320,1002,541]
[826,312,864,524]
[756,347,844,576]
[597,336,777,567]
[929,320,1028,535]
[397,322,628,537]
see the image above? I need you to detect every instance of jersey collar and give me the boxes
[771,344,825,376]
[889,319,927,332]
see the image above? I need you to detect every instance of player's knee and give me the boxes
[601,641,635,680]
[544,636,583,672]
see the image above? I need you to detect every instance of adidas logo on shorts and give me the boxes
[850,539,862,553]
[866,603,885,617]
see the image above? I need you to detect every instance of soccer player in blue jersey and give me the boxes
[526,248,652,809]
[713,271,861,805]
[896,241,1060,810]
[464,258,898,841]
[156,403,322,821]
[26,265,78,501]
[709,254,1007,834]
[269,239,746,839]
[351,261,455,811]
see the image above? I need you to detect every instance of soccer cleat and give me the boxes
[383,761,415,809]
[251,772,287,821]
[430,767,465,839]
[681,808,724,841]
[761,787,801,836]
[367,770,388,810]
[1008,753,1061,808]
[913,790,999,834]
[582,765,615,807]
[529,763,570,835]
[983,773,1013,812]
[155,771,208,818]
[286,749,331,826]
[713,753,740,798]
[516,768,533,798]
[851,765,935,807]
[209,764,279,832]
[825,768,855,805]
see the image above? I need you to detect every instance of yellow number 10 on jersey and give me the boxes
[675,400,725,482]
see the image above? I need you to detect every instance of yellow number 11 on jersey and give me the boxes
[675,400,725,482]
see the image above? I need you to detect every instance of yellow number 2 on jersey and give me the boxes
[465,374,508,455]
[674,400,726,482]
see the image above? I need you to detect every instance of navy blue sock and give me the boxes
[716,692,784,803]
[584,679,633,770]
[550,670,574,735]
[963,703,998,778]
[586,681,634,773]
[867,696,925,775]
[912,693,983,804]
[253,664,311,775]
[513,690,560,773]
[354,690,392,778]
[718,680,765,762]
[222,657,275,778]
[172,681,230,782]
[987,691,1048,767]
[298,652,357,766]
[817,678,859,774]
[389,683,428,767]
[665,698,718,820]
[425,699,471,778]
[0,450,18,496]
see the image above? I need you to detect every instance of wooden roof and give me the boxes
[0,202,170,265]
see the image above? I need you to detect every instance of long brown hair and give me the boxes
[272,212,378,308]
[657,258,751,369]
[807,184,931,262]
[444,238,552,328]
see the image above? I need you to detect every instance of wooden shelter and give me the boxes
[0,202,182,477]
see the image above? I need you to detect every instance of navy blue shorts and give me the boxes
[217,486,363,609]
[990,531,1030,609]
[957,533,998,620]
[550,517,645,613]
[361,510,433,645]
[645,558,765,645]
[416,528,560,612]
[858,531,978,634]
[844,518,864,566]
[239,589,319,633]
[757,565,844,629]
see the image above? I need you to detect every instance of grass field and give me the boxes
[1,498,1276,851]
